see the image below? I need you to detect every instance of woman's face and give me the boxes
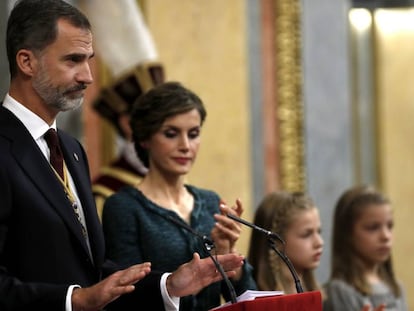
[144,109,202,176]
[284,208,324,275]
[351,203,393,267]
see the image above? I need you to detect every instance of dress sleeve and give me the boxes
[102,190,144,267]
[323,279,366,311]
[223,258,257,300]
[397,282,409,311]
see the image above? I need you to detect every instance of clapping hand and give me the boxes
[211,199,243,255]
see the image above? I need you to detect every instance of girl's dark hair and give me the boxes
[7,0,91,78]
[330,185,400,296]
[129,81,206,167]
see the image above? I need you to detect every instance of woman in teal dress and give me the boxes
[102,81,256,311]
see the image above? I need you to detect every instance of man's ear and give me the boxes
[16,49,37,76]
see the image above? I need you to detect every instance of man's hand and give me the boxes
[72,262,151,311]
[166,253,244,297]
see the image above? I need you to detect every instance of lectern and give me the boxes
[212,291,322,311]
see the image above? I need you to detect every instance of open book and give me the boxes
[211,290,284,309]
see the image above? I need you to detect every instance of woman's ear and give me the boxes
[16,49,36,76]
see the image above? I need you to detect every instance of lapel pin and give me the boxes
[73,153,79,161]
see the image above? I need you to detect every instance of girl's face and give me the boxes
[284,208,324,275]
[144,109,201,176]
[351,203,393,266]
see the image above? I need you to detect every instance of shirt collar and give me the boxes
[3,93,57,140]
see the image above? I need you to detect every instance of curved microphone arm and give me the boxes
[267,238,304,293]
[227,214,304,293]
[227,214,285,244]
[166,215,237,304]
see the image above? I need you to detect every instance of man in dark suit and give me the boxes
[0,1,244,310]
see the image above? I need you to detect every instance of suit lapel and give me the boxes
[0,108,99,265]
[17,136,93,257]
[59,131,105,268]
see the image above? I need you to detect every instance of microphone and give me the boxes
[166,215,238,304]
[227,214,285,244]
[227,214,304,293]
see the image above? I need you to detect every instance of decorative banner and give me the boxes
[80,0,165,136]
[81,0,158,77]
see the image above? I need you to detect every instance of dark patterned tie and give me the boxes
[43,129,90,246]
[44,128,64,179]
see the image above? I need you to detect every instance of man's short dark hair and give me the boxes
[6,0,91,78]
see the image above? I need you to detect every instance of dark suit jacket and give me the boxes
[0,106,164,310]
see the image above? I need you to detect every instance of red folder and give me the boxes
[211,291,322,311]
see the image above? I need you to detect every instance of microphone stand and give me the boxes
[227,214,304,293]
[166,215,238,304]
[227,214,284,244]
[267,238,304,293]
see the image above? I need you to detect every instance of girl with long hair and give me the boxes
[323,185,407,311]
[248,191,323,294]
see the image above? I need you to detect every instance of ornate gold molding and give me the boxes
[275,0,305,191]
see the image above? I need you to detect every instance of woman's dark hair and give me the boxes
[7,0,91,78]
[129,81,207,167]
